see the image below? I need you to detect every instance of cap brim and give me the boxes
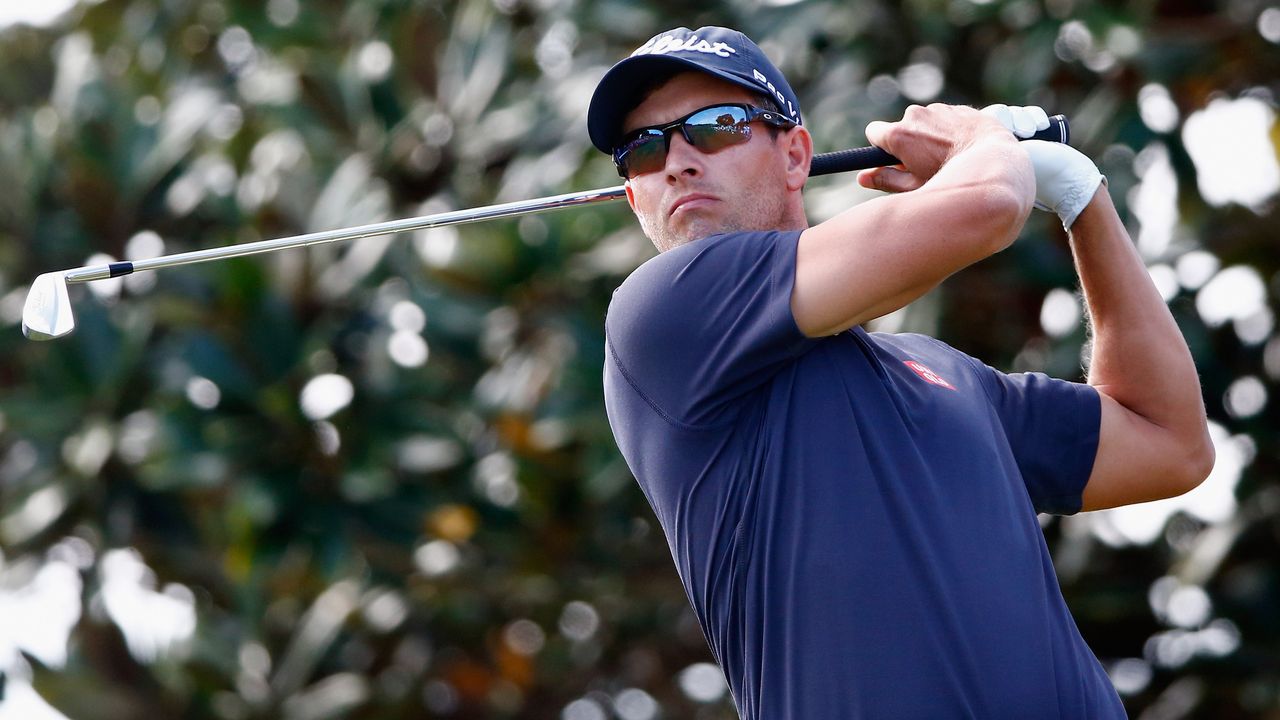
[586,55,760,154]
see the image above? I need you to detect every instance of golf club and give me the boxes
[21,115,1069,341]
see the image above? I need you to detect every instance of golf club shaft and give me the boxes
[64,186,629,283]
[61,114,1068,284]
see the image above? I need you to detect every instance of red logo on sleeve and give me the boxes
[904,360,956,390]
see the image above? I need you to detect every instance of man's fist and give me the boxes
[982,104,1104,229]
[859,103,1017,194]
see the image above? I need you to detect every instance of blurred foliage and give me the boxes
[0,0,1278,718]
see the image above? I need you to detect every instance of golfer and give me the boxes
[588,26,1214,719]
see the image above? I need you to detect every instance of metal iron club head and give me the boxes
[22,272,75,341]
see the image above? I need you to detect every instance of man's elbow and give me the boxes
[1166,428,1216,498]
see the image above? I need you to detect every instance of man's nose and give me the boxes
[664,130,702,179]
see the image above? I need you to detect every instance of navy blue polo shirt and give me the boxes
[603,229,1125,718]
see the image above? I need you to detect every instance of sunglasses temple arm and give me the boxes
[808,114,1070,178]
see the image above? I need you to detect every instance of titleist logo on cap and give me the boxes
[626,32,798,123]
[752,69,797,121]
[630,34,737,58]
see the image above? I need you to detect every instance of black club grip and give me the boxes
[808,114,1070,178]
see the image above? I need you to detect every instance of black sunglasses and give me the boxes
[612,103,797,179]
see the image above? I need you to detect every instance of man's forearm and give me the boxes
[1071,190,1196,413]
[1070,187,1213,482]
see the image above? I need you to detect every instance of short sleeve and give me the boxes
[970,364,1102,515]
[605,230,816,427]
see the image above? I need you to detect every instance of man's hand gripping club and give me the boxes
[855,102,1103,230]
[982,104,1105,229]
[854,104,1033,196]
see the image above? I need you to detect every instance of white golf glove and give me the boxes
[982,104,1105,229]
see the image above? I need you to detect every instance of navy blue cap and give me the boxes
[588,26,802,154]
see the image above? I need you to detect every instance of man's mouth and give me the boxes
[669,193,717,216]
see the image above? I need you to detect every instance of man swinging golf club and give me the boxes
[590,26,1213,718]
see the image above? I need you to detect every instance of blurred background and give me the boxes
[0,0,1277,718]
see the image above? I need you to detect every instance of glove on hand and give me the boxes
[981,104,1105,229]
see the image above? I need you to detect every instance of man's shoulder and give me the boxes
[609,229,802,312]
[630,228,798,269]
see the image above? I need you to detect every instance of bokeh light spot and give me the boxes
[614,688,660,720]
[388,331,429,368]
[357,41,394,83]
[389,301,426,333]
[397,435,464,474]
[504,619,546,656]
[1196,265,1266,327]
[185,376,221,409]
[414,540,461,577]
[899,62,943,102]
[559,600,600,642]
[99,548,197,663]
[562,698,606,720]
[426,504,479,542]
[474,452,520,507]
[423,680,459,714]
[1175,250,1219,291]
[300,374,355,420]
[1130,143,1178,259]
[1108,658,1152,696]
[1259,7,1280,43]
[678,662,728,703]
[1224,376,1267,419]
[314,421,341,456]
[1183,96,1280,210]
[1138,84,1179,133]
[1040,288,1081,338]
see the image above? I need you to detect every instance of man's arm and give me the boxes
[1071,188,1215,510]
[791,104,1036,337]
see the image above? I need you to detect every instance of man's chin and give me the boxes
[654,215,751,252]
[673,218,731,245]
[659,229,714,252]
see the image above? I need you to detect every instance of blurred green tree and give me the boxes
[0,0,1277,718]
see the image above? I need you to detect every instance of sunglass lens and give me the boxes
[685,106,753,153]
[617,130,667,177]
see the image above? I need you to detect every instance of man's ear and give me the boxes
[624,181,637,211]
[784,126,813,192]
